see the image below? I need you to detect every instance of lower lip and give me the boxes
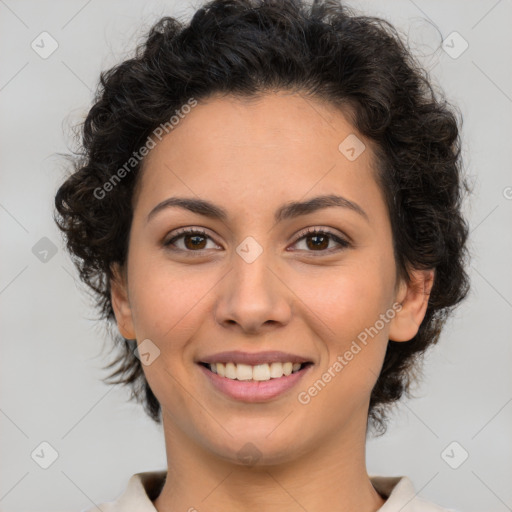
[198,364,312,402]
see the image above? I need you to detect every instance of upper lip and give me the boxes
[198,350,313,366]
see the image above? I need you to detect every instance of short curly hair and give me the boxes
[54,0,471,433]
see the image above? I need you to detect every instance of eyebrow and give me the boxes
[146,194,369,224]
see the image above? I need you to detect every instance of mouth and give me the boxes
[197,358,314,402]
[198,361,313,381]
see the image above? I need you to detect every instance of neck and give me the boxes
[153,412,385,512]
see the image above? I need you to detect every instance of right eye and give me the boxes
[163,228,222,252]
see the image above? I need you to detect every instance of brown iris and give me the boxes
[184,234,207,250]
[306,233,329,251]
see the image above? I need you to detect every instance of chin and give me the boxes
[203,428,312,468]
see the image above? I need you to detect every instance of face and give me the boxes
[111,91,432,465]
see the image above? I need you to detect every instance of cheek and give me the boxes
[289,254,395,403]
[127,253,212,343]
[292,258,395,344]
[294,272,392,426]
[126,256,214,410]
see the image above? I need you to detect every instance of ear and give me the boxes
[110,262,136,340]
[388,268,435,342]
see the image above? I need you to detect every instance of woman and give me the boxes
[54,0,470,510]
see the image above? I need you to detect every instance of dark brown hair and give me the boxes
[54,0,471,434]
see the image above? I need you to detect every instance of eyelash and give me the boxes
[163,227,351,256]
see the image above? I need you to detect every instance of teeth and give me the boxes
[253,364,270,381]
[225,362,237,379]
[207,361,304,381]
[236,363,253,381]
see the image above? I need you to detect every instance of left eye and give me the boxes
[164,228,350,254]
[291,228,350,254]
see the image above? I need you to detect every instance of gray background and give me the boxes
[1,0,511,511]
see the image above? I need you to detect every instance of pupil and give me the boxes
[186,235,206,250]
[307,234,328,250]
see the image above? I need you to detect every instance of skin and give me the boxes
[111,91,434,512]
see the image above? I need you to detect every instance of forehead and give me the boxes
[145,92,361,164]
[135,92,385,223]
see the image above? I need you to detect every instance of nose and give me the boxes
[214,247,292,334]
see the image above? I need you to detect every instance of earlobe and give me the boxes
[110,263,136,340]
[388,269,435,342]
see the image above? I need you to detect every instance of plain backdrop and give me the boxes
[1,1,511,511]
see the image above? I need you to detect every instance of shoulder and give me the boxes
[79,470,167,512]
[370,475,460,512]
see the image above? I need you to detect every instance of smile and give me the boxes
[197,361,313,402]
[200,361,311,381]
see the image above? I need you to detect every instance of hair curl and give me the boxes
[54,0,471,434]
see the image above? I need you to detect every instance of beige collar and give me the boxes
[83,470,455,512]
